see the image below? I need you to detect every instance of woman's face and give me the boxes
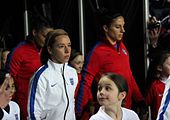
[34,27,53,48]
[104,16,125,44]
[48,35,71,64]
[70,55,84,73]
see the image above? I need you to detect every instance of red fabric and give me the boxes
[75,73,92,119]
[8,40,42,120]
[76,39,143,116]
[145,80,165,120]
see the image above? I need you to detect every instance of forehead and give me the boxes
[41,27,53,33]
[164,56,170,63]
[54,35,71,44]
[111,16,125,25]
[99,76,113,85]
[73,55,83,60]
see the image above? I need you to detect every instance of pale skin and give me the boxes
[69,55,84,73]
[1,50,10,67]
[157,56,170,80]
[103,16,125,45]
[97,76,126,120]
[0,74,15,108]
[48,35,71,64]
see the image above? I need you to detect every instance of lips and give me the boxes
[64,55,70,59]
[98,97,106,101]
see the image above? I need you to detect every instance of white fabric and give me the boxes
[2,101,20,120]
[27,59,78,120]
[89,106,140,120]
[157,76,170,120]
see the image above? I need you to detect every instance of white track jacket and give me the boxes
[157,76,170,120]
[27,59,78,120]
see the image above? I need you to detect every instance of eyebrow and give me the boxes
[98,83,112,86]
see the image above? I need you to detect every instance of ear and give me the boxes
[118,91,126,101]
[157,65,162,72]
[32,29,37,37]
[47,46,52,55]
[103,25,108,32]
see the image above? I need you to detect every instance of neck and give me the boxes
[104,104,122,120]
[105,34,116,45]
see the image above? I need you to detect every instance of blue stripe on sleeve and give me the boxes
[29,64,48,120]
[5,40,26,71]
[158,87,170,120]
[77,42,101,113]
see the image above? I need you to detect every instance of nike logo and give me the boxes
[51,83,57,87]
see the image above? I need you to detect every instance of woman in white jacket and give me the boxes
[27,29,78,120]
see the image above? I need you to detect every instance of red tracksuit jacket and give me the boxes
[76,38,143,115]
[6,39,42,120]
[145,80,165,120]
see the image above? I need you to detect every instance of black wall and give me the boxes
[0,0,145,94]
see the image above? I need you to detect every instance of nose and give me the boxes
[65,46,70,53]
[121,26,125,33]
[80,62,84,68]
[99,88,105,95]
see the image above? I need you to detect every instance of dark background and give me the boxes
[0,0,145,94]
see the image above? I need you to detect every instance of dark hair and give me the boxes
[40,29,68,64]
[27,13,52,40]
[68,49,82,65]
[0,69,9,86]
[100,72,128,106]
[98,8,122,27]
[146,50,170,86]
[102,72,128,93]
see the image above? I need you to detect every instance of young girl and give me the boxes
[145,51,170,120]
[0,69,20,120]
[89,72,139,120]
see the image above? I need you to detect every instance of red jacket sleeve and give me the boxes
[75,48,100,116]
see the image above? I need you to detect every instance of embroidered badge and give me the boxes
[122,49,127,55]
[15,114,19,120]
[70,78,74,85]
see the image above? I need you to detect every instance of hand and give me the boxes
[136,100,149,120]
[0,78,10,108]
[148,16,161,48]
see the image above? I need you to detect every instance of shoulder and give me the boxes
[122,107,139,120]
[151,79,165,87]
[67,64,77,73]
[90,107,111,120]
[9,40,29,59]
[9,101,20,109]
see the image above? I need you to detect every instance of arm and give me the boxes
[27,71,46,120]
[75,50,100,116]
